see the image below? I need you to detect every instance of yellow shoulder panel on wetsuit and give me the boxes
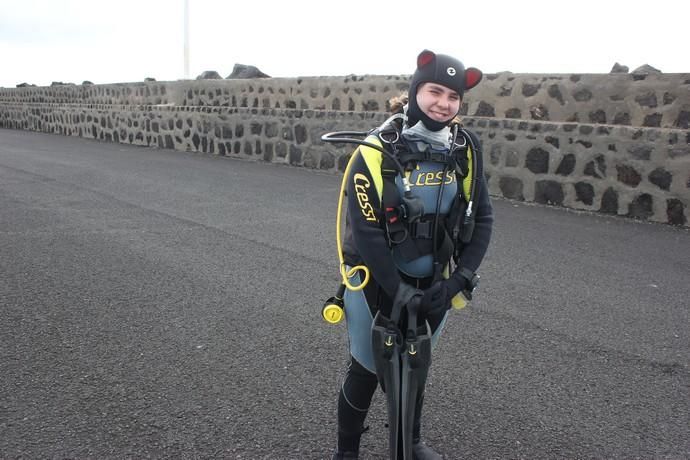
[463,145,474,201]
[358,135,384,202]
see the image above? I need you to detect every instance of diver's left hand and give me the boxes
[421,277,466,316]
[420,282,450,315]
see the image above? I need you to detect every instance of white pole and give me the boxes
[184,0,190,79]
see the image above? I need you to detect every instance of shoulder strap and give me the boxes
[380,151,424,261]
[458,128,480,244]
[357,135,386,202]
[446,128,480,248]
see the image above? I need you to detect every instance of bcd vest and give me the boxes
[357,126,479,279]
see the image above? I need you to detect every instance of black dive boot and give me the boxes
[411,395,443,460]
[333,359,377,460]
[412,441,442,460]
[332,419,366,460]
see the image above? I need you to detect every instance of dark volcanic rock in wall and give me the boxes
[584,155,607,178]
[675,111,690,129]
[320,152,335,170]
[649,168,672,190]
[600,188,619,214]
[628,193,654,219]
[574,182,595,205]
[226,64,271,79]
[632,64,662,74]
[534,180,564,206]
[526,147,549,174]
[663,92,676,105]
[474,101,495,117]
[530,105,549,121]
[667,199,687,225]
[196,70,222,80]
[613,112,631,125]
[548,84,565,105]
[522,83,540,97]
[589,110,607,124]
[555,154,576,176]
[499,176,524,200]
[610,62,629,73]
[505,108,522,119]
[573,88,593,102]
[498,84,512,97]
[617,164,642,187]
[643,113,662,127]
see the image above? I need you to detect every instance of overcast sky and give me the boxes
[1,0,688,88]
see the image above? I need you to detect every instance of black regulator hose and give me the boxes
[431,125,458,283]
[321,131,407,177]
[458,128,478,243]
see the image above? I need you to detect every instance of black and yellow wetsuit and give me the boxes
[336,125,493,453]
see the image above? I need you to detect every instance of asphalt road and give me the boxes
[1,128,688,459]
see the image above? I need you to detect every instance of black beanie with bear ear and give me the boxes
[407,49,483,131]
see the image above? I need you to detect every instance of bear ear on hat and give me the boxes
[417,50,436,69]
[465,67,483,91]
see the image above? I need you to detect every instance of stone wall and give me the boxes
[3,73,689,127]
[1,74,688,226]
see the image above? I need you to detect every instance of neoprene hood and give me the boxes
[407,49,483,131]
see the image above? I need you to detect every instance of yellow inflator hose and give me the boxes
[321,149,370,324]
[336,149,370,292]
[321,149,369,324]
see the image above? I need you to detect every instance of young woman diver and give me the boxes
[323,50,494,460]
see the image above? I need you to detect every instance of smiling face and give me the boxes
[415,82,462,124]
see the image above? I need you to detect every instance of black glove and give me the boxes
[421,276,467,316]
[420,281,446,315]
[443,275,466,299]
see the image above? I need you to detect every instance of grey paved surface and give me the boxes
[1,128,688,459]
